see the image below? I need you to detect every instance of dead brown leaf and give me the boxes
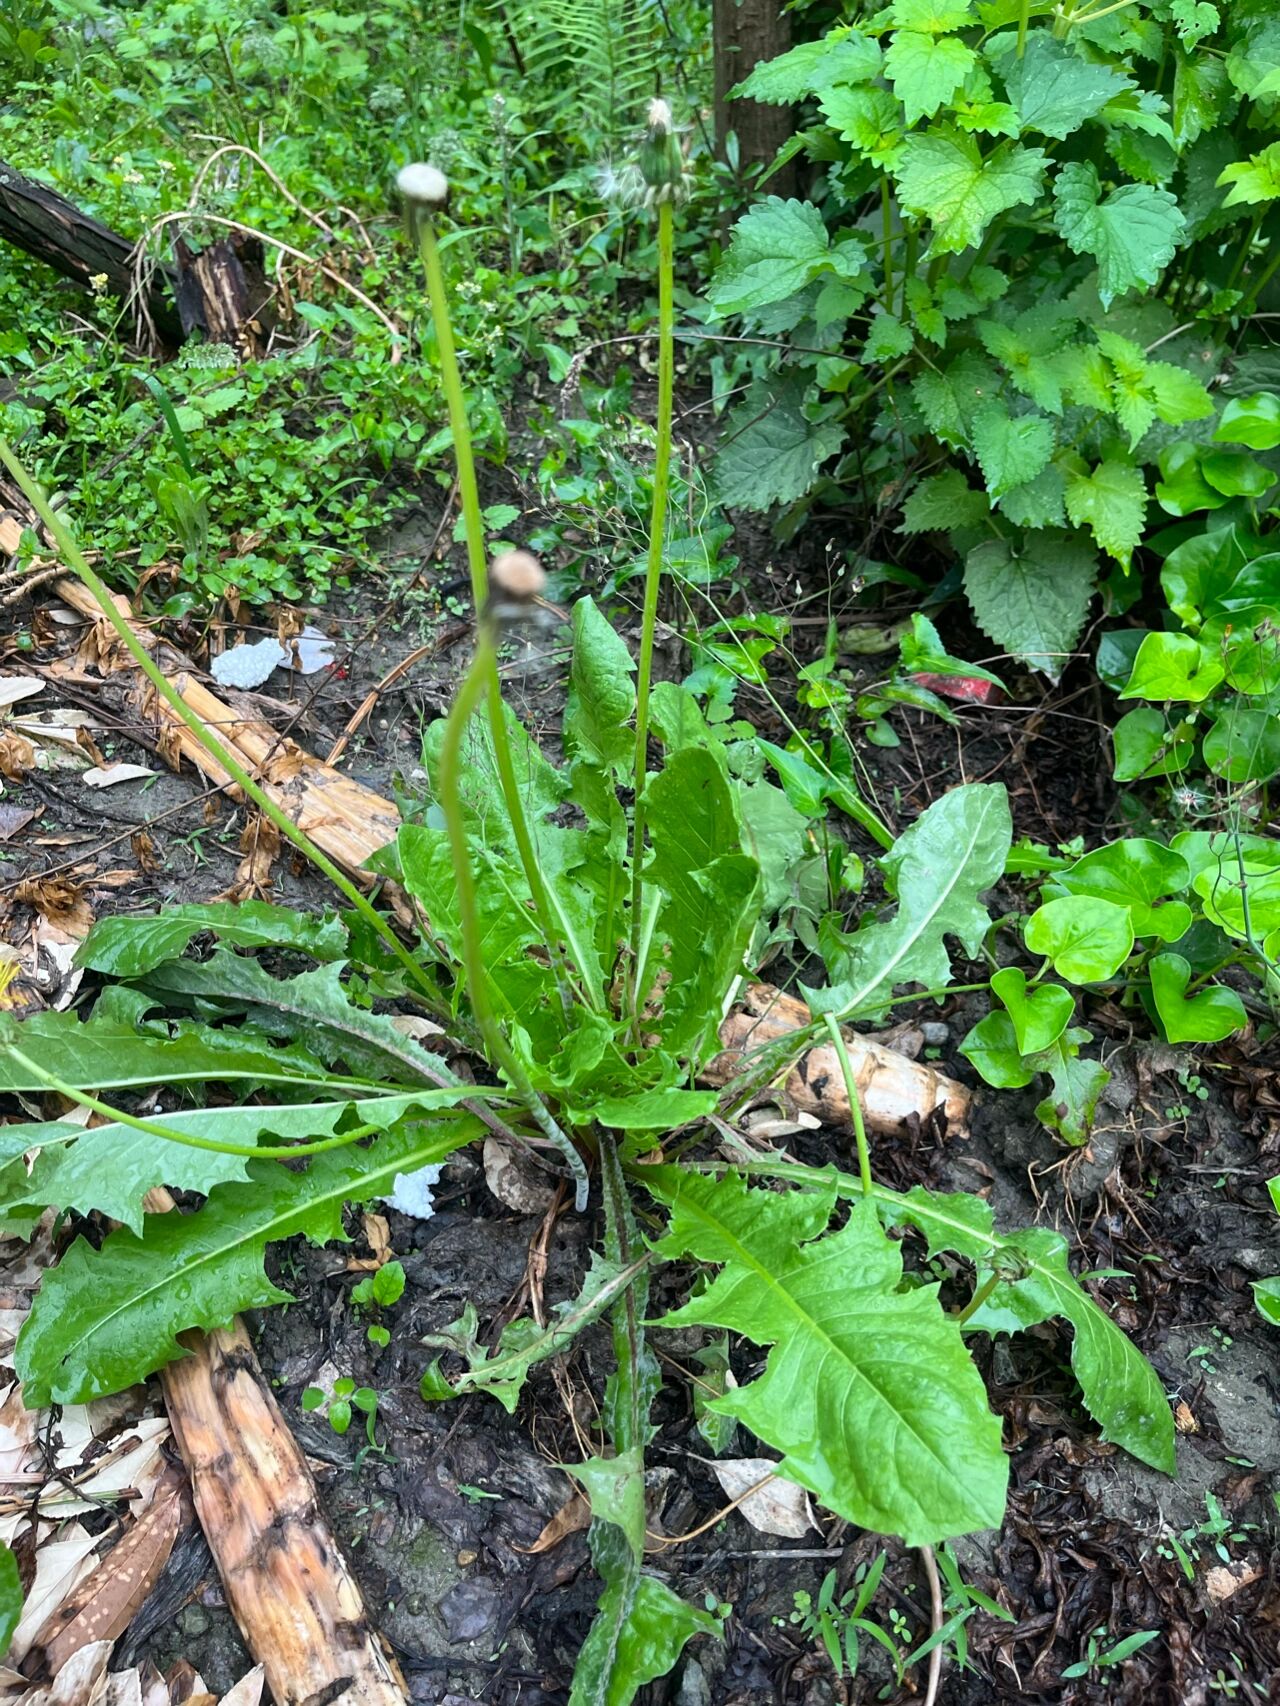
[515,1491,590,1555]
[215,815,279,901]
[37,1469,190,1677]
[0,804,36,843]
[73,726,106,769]
[17,1638,112,1705]
[0,732,33,783]
[130,831,161,874]
[13,879,93,939]
[0,515,23,557]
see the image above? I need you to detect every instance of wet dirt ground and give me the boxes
[4,491,1280,1703]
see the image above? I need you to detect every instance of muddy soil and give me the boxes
[4,496,1280,1703]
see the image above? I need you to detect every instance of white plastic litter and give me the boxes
[383,1162,443,1220]
[210,637,287,689]
[82,762,155,788]
[291,625,337,673]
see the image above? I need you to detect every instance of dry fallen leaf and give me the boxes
[130,831,161,875]
[0,732,33,783]
[483,1137,556,1216]
[14,878,94,940]
[8,1524,102,1664]
[16,1638,112,1706]
[710,1458,814,1539]
[516,1490,591,1555]
[1202,1559,1263,1604]
[0,805,36,843]
[215,814,279,902]
[214,1668,264,1706]
[82,764,155,790]
[0,678,44,709]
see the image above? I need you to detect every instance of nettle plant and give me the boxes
[704,0,1280,676]
[0,114,1174,1702]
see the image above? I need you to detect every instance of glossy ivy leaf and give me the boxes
[877,1184,1174,1472]
[1118,632,1225,703]
[0,1544,19,1660]
[77,902,347,978]
[1148,954,1246,1044]
[1155,443,1229,516]
[970,404,1055,499]
[1158,525,1264,630]
[1033,1029,1110,1145]
[1052,163,1185,307]
[0,1091,480,1235]
[963,532,1097,681]
[990,966,1074,1054]
[900,470,989,533]
[1049,839,1193,942]
[1063,459,1146,567]
[1213,392,1280,451]
[806,783,1011,1022]
[1203,707,1280,783]
[895,133,1047,255]
[565,596,635,778]
[17,1117,479,1405]
[713,377,845,509]
[1024,895,1134,982]
[884,32,976,126]
[707,199,834,317]
[1187,842,1280,942]
[1002,32,1133,140]
[648,1169,1009,1545]
[1199,451,1275,500]
[1112,707,1194,780]
[732,27,881,103]
[1253,1277,1280,1328]
[958,1011,1034,1089]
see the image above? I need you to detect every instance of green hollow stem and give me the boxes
[881,179,894,311]
[438,633,591,1210]
[415,218,586,1009]
[822,1013,873,1196]
[0,438,441,1011]
[627,197,675,1005]
[1016,0,1032,55]
[1240,236,1280,318]
[4,1044,389,1159]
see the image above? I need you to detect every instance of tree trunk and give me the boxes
[0,157,183,345]
[712,0,795,196]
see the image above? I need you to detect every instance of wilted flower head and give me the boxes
[600,98,689,211]
[488,550,552,628]
[397,161,449,209]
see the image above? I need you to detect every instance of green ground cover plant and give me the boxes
[703,0,1280,677]
[0,106,1178,1698]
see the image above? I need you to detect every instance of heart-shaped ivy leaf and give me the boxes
[1148,953,1246,1044]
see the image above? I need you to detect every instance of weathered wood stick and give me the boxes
[161,1321,408,1706]
[0,157,182,343]
[703,981,973,1135]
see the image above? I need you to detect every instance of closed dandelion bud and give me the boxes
[637,97,686,206]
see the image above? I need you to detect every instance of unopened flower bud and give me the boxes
[637,98,686,206]
[489,550,546,602]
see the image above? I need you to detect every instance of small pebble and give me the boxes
[921,1020,950,1045]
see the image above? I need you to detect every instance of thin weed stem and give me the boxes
[822,1013,873,1196]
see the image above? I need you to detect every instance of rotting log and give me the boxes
[0,156,183,344]
[703,981,973,1136]
[52,577,401,879]
[162,1320,408,1706]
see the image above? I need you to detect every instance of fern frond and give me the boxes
[496,0,664,154]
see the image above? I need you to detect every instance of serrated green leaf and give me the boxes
[805,783,1011,1022]
[1170,0,1219,51]
[708,198,832,317]
[1050,839,1192,941]
[16,1118,479,1405]
[77,902,347,978]
[1003,33,1132,139]
[977,314,1071,414]
[998,464,1067,527]
[820,85,906,169]
[733,29,881,104]
[885,32,977,125]
[963,532,1098,680]
[647,1170,1008,1545]
[896,132,1046,254]
[901,470,989,533]
[876,1184,1174,1472]
[565,596,636,777]
[910,351,1001,447]
[1217,141,1280,207]
[714,377,845,509]
[971,403,1055,499]
[862,311,914,363]
[1172,51,1228,149]
[1052,162,1185,307]
[1064,459,1147,566]
[1149,954,1245,1044]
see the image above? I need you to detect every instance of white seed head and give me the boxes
[489,550,547,601]
[396,162,449,208]
[646,97,673,136]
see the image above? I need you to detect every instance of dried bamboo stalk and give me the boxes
[52,578,400,878]
[704,981,972,1135]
